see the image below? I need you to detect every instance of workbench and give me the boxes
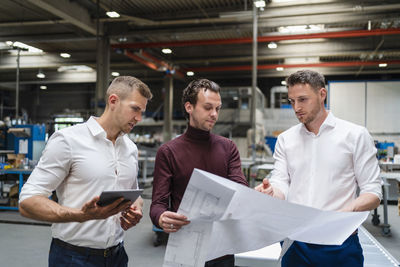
[371,171,400,236]
[241,157,274,187]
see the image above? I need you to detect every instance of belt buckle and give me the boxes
[104,248,111,257]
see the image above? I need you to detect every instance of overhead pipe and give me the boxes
[187,60,400,72]
[111,28,400,49]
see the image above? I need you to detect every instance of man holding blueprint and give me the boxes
[19,76,153,267]
[256,70,382,267]
[150,79,248,267]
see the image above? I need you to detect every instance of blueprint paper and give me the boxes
[163,169,235,267]
[162,169,368,267]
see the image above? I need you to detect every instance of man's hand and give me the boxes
[80,196,132,222]
[120,204,143,231]
[255,178,274,196]
[158,211,190,233]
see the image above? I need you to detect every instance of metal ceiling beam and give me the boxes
[193,68,400,80]
[25,0,97,35]
[0,20,68,27]
[0,34,96,43]
[108,11,399,38]
[111,28,400,49]
[111,3,400,27]
[124,50,159,71]
[124,50,184,79]
[187,60,400,72]
[174,49,400,65]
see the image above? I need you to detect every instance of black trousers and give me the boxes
[205,255,234,267]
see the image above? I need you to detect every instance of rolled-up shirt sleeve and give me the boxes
[269,135,290,199]
[19,132,72,203]
[353,128,382,200]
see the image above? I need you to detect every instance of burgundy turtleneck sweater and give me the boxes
[150,124,248,228]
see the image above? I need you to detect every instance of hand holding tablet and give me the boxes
[97,189,143,207]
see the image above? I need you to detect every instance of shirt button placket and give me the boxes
[309,136,318,200]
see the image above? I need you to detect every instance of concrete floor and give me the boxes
[0,198,399,267]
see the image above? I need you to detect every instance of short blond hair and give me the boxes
[106,76,152,105]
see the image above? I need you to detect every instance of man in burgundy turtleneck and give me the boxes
[150,79,248,267]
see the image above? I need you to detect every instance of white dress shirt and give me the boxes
[20,116,139,248]
[269,112,382,211]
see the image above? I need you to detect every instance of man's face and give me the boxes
[113,89,148,134]
[185,89,222,131]
[288,83,326,126]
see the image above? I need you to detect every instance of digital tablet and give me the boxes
[97,189,143,207]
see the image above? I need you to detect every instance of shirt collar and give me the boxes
[87,116,126,141]
[301,111,336,135]
[86,116,106,137]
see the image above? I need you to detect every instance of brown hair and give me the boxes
[181,79,221,120]
[286,70,326,92]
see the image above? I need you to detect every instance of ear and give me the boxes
[319,88,327,102]
[108,94,119,110]
[184,102,193,115]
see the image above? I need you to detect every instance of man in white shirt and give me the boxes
[255,70,381,267]
[19,76,153,267]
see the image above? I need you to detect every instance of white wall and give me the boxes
[367,82,400,133]
[328,82,366,127]
[328,80,400,134]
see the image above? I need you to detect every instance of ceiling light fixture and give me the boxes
[37,70,45,79]
[111,72,120,77]
[254,0,266,8]
[106,11,120,18]
[186,71,194,76]
[118,37,127,42]
[7,41,43,54]
[268,42,277,49]
[278,24,324,33]
[40,85,47,90]
[60,53,71,58]
[379,63,388,68]
[276,67,284,71]
[57,65,93,72]
[162,48,172,54]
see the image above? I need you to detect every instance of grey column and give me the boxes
[251,3,258,160]
[95,35,110,116]
[163,75,173,142]
[15,48,20,123]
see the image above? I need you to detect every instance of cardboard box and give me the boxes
[9,184,19,198]
[7,153,25,168]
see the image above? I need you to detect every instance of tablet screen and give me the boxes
[97,189,143,207]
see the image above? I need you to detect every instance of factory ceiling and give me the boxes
[1,0,400,89]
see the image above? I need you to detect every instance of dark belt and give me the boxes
[52,238,122,258]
